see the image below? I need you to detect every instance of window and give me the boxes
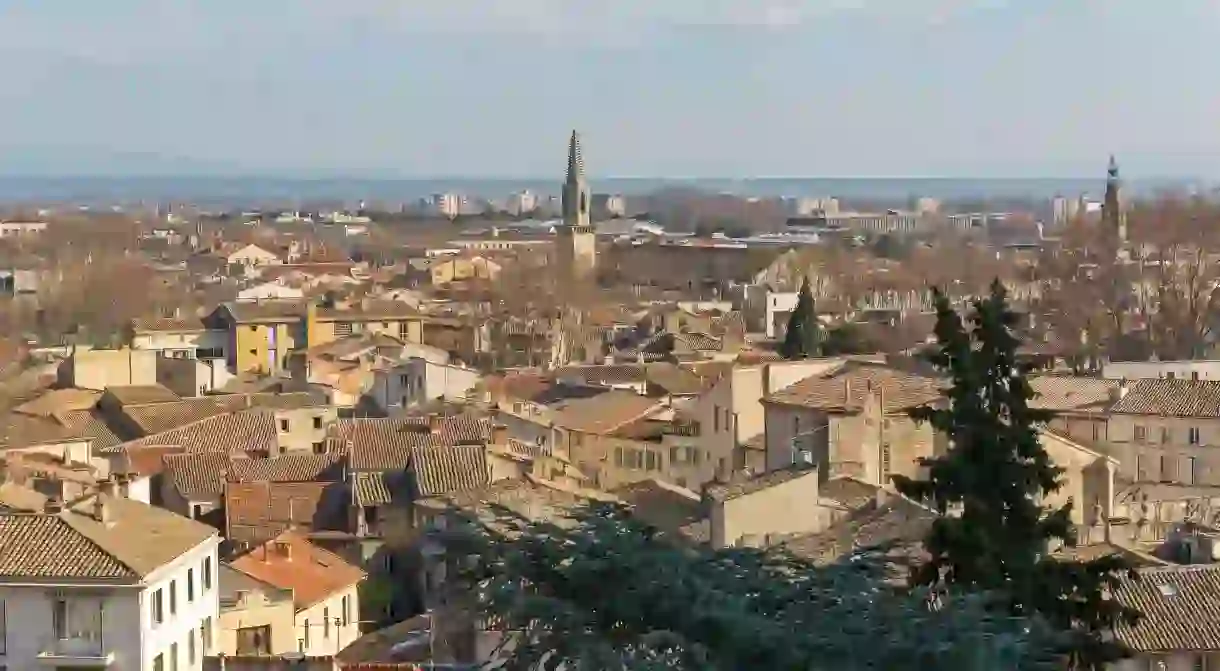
[187,569,195,602]
[614,446,624,467]
[313,416,323,429]
[203,558,213,590]
[304,618,311,648]
[400,374,410,386]
[645,451,659,471]
[343,595,351,626]
[1187,456,1199,486]
[248,325,257,332]
[1193,372,1201,381]
[713,406,720,433]
[1161,427,1171,444]
[882,442,892,476]
[171,642,179,671]
[313,441,324,454]
[324,607,331,638]
[1134,425,1148,443]
[202,617,213,654]
[793,416,800,435]
[170,580,177,615]
[1190,427,1202,445]
[279,419,290,431]
[152,589,164,624]
[1162,455,1175,483]
[669,446,679,464]
[188,629,196,664]
[154,654,164,671]
[236,625,270,655]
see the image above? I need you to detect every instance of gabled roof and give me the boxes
[0,494,217,580]
[228,531,365,610]
[1112,565,1220,652]
[1028,375,1119,413]
[549,391,663,435]
[1111,378,1220,418]
[765,363,943,414]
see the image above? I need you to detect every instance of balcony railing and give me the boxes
[38,631,113,665]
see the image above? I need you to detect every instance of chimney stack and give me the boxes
[44,497,63,514]
[491,424,508,446]
[95,479,115,524]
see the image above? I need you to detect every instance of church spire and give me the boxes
[1107,154,1119,182]
[566,130,584,183]
[1104,154,1127,245]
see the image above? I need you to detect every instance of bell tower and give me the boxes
[557,130,597,280]
[1103,154,1127,245]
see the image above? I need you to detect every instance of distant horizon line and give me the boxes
[0,173,1191,182]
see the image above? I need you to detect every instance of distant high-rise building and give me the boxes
[914,197,940,215]
[592,193,627,217]
[785,196,840,217]
[507,190,539,216]
[1051,195,1081,227]
[427,193,462,219]
[555,130,597,281]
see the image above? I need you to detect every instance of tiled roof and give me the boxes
[119,392,324,436]
[227,453,346,483]
[409,444,490,497]
[611,479,707,542]
[13,388,101,416]
[784,496,936,566]
[116,445,186,478]
[228,530,365,610]
[225,481,343,545]
[1112,565,1220,652]
[113,408,279,456]
[333,417,492,472]
[102,384,182,407]
[56,410,124,450]
[0,412,84,449]
[705,464,819,502]
[353,471,399,507]
[819,476,883,510]
[0,494,217,580]
[1111,378,1220,418]
[415,477,589,522]
[1028,375,1119,413]
[164,451,233,500]
[555,364,646,386]
[549,391,663,435]
[131,316,209,333]
[765,363,943,414]
[222,300,307,323]
[644,363,707,396]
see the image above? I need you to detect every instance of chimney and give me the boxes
[44,497,63,514]
[427,414,444,432]
[1110,379,1129,402]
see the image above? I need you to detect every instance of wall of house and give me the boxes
[764,403,829,473]
[157,356,235,397]
[295,584,361,658]
[58,347,158,390]
[1107,414,1220,485]
[140,538,222,670]
[233,322,300,374]
[710,468,826,548]
[1038,431,1115,526]
[0,583,148,670]
[217,591,297,655]
[132,330,228,359]
[272,407,338,454]
[1047,414,1109,445]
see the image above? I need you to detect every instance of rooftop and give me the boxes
[228,530,365,611]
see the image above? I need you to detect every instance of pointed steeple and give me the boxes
[566,130,584,183]
[1103,154,1127,245]
[1107,154,1119,181]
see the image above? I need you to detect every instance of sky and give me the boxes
[0,1,1216,178]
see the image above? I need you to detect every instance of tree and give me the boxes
[440,503,1068,671]
[779,276,823,359]
[893,279,1140,670]
[820,322,879,355]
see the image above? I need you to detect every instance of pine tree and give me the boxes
[779,276,823,359]
[893,279,1140,670]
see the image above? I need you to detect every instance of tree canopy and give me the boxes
[779,276,823,359]
[893,279,1141,670]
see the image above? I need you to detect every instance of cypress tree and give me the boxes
[780,276,823,359]
[893,279,1140,670]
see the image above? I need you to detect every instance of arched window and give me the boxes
[580,192,588,215]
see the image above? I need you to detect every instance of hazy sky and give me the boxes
[0,1,1215,178]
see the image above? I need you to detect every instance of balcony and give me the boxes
[38,632,114,667]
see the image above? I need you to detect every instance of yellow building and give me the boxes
[429,256,502,287]
[214,300,427,374]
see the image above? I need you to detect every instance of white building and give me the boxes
[0,483,221,670]
[765,291,799,339]
[1103,360,1220,382]
[371,354,482,413]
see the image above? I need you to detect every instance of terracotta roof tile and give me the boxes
[765,363,943,414]
[131,316,208,333]
[164,451,232,500]
[1028,375,1120,413]
[1111,378,1220,418]
[1112,565,1220,652]
[549,391,663,435]
[408,444,490,497]
[228,530,365,610]
[227,453,346,483]
[13,389,102,416]
[56,410,124,450]
[113,408,279,456]
[102,384,182,407]
[333,417,492,472]
[116,445,186,478]
[353,471,400,507]
[0,494,217,579]
[705,464,819,502]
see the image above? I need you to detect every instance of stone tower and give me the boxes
[1103,154,1127,245]
[556,130,597,281]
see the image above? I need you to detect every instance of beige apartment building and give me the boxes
[1106,378,1220,486]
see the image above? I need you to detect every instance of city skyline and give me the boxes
[0,1,1217,178]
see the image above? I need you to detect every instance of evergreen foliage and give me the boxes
[893,279,1141,670]
[779,276,823,359]
[440,503,1068,670]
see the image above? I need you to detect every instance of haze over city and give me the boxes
[0,0,1217,178]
